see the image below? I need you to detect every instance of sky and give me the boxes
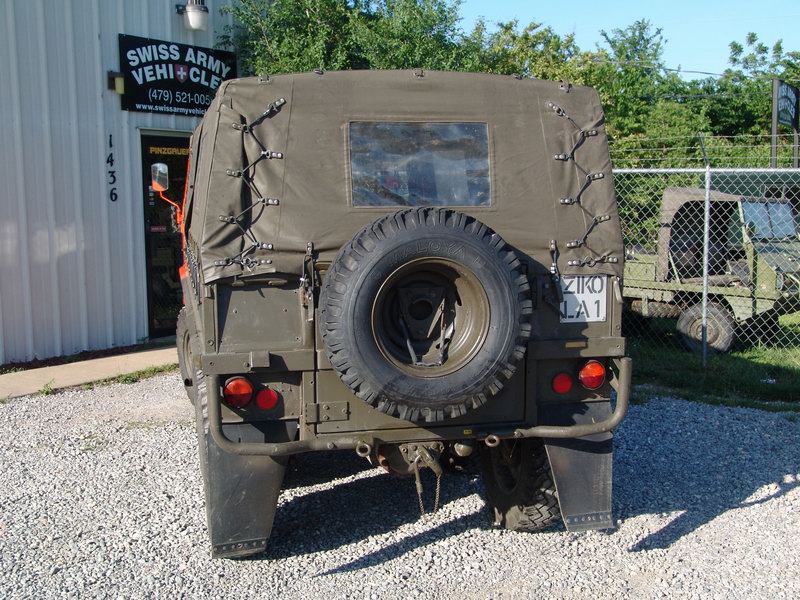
[458,0,799,79]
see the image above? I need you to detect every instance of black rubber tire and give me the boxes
[677,302,735,353]
[176,307,199,405]
[478,438,560,531]
[193,364,209,485]
[320,208,532,423]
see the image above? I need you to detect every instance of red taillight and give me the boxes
[552,372,574,394]
[256,388,280,411]
[223,376,253,408]
[578,360,606,390]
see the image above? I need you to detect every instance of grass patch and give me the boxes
[628,313,800,409]
[39,380,56,396]
[78,434,106,453]
[124,420,155,430]
[108,364,178,385]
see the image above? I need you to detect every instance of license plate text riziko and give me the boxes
[560,275,607,323]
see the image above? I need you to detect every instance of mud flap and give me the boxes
[541,401,614,532]
[196,375,292,558]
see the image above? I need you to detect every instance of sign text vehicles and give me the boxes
[118,34,236,116]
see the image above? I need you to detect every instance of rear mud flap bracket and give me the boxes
[198,388,293,557]
[202,427,287,558]
[541,401,614,532]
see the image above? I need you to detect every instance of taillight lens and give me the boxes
[552,372,574,394]
[256,388,280,411]
[578,360,606,390]
[223,376,253,408]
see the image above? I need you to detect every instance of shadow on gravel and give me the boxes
[263,452,490,563]
[317,508,486,576]
[614,401,800,552]
[282,451,371,490]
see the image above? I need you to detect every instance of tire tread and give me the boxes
[320,207,531,423]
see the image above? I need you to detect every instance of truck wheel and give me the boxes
[194,365,209,484]
[176,307,199,405]
[320,207,531,423]
[677,302,735,353]
[478,438,560,531]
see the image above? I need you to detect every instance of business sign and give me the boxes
[118,34,236,116]
[777,80,799,129]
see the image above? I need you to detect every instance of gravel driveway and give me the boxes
[1,373,798,599]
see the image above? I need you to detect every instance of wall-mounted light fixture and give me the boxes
[107,71,125,95]
[175,0,209,32]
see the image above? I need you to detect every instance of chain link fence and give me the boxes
[615,168,800,370]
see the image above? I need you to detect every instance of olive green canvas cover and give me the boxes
[655,187,742,281]
[184,70,623,283]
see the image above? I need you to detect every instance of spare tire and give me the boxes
[320,208,532,423]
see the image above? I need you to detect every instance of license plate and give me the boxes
[559,275,607,323]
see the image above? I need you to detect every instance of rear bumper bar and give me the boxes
[513,356,631,439]
[208,357,632,456]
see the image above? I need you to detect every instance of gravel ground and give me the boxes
[1,372,799,599]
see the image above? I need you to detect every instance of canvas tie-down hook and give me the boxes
[559,172,605,205]
[548,102,598,162]
[567,254,619,268]
[567,214,612,249]
[217,97,287,270]
[548,99,610,269]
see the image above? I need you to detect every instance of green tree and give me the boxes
[351,0,465,70]
[219,0,365,74]
[459,19,583,80]
[588,19,680,138]
[729,32,800,80]
[220,0,470,75]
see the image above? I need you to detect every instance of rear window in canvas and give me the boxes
[349,122,491,207]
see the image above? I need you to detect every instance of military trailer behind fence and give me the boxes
[156,70,631,558]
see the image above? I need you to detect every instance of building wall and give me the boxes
[0,0,234,363]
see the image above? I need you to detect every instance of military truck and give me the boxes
[155,70,631,559]
[623,187,800,352]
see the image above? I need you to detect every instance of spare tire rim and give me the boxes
[371,258,490,378]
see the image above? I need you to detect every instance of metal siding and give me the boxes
[1,1,35,363]
[0,0,233,363]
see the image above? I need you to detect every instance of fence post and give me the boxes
[701,165,712,368]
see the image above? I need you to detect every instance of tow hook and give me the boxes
[484,434,501,447]
[355,441,372,458]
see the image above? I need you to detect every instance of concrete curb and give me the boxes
[0,347,179,399]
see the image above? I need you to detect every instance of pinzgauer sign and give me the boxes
[118,34,236,116]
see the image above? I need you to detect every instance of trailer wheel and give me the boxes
[677,302,735,353]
